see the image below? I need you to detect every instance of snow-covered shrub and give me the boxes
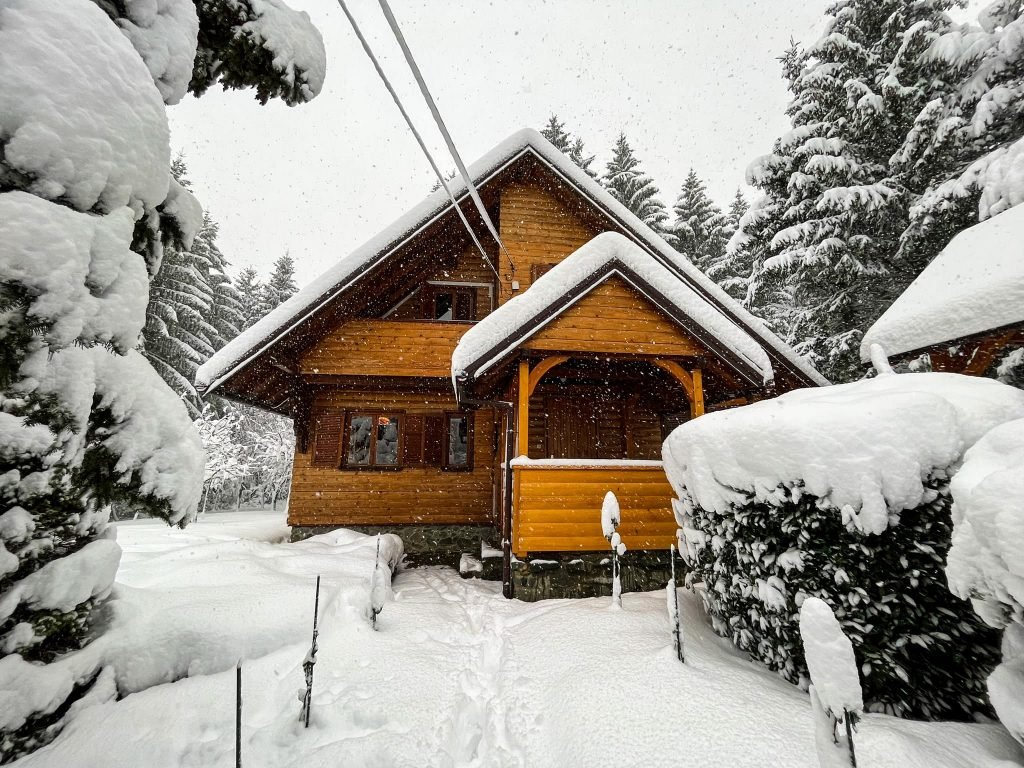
[664,373,1024,720]
[946,417,1024,742]
[800,598,862,768]
[0,0,324,758]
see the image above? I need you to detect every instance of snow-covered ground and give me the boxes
[15,512,1023,768]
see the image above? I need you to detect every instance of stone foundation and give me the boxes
[511,550,676,601]
[290,524,499,569]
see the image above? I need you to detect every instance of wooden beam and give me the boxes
[517,359,530,456]
[527,355,570,396]
[651,359,694,400]
[692,367,705,418]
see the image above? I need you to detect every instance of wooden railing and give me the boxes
[511,459,677,557]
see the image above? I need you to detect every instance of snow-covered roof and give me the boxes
[197,128,826,393]
[861,203,1024,361]
[452,232,776,386]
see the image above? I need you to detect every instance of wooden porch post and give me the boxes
[517,359,530,456]
[691,367,705,417]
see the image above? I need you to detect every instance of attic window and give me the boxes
[423,285,474,321]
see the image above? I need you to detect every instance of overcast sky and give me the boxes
[167,0,980,286]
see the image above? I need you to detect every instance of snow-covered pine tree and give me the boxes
[260,252,299,315]
[143,159,242,418]
[601,491,626,607]
[540,114,598,178]
[234,267,266,331]
[670,169,728,272]
[602,133,669,234]
[740,1,960,382]
[707,190,752,302]
[0,0,324,757]
[895,3,1024,275]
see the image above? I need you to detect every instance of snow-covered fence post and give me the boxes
[800,597,863,768]
[370,535,387,629]
[667,545,684,663]
[602,491,626,607]
[300,575,321,727]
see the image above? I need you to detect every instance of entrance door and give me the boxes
[545,395,599,459]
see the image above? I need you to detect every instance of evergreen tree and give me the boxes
[143,159,242,418]
[670,169,728,272]
[260,253,299,314]
[895,2,1024,273]
[706,190,753,303]
[540,113,598,178]
[0,0,323,757]
[234,267,265,331]
[602,133,669,233]
[739,1,959,381]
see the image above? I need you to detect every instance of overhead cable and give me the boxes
[334,0,499,277]
[376,0,515,273]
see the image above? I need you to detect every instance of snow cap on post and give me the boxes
[799,597,863,717]
[601,491,621,540]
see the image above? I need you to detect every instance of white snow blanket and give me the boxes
[861,203,1024,361]
[451,231,775,384]
[663,372,1024,536]
[197,129,826,394]
[947,416,1024,628]
[10,512,1022,768]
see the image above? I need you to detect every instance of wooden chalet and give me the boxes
[862,203,1024,376]
[195,129,826,597]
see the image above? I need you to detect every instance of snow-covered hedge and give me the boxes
[947,417,1024,742]
[663,373,1024,719]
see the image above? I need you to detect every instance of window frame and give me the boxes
[340,410,405,470]
[421,284,477,322]
[442,411,474,472]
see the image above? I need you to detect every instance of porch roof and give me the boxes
[452,232,778,390]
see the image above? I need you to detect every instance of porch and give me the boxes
[506,354,705,558]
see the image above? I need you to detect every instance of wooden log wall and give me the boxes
[299,320,470,378]
[288,390,495,528]
[512,463,677,556]
[522,276,703,357]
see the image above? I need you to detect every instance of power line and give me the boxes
[376,0,515,276]
[334,0,499,278]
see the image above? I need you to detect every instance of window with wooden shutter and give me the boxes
[423,414,445,466]
[311,411,343,467]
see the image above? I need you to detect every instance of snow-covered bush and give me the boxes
[0,0,324,758]
[947,417,1024,742]
[800,597,862,767]
[664,372,1024,719]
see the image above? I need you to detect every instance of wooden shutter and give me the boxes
[402,414,425,464]
[312,412,343,467]
[531,263,557,282]
[424,414,445,466]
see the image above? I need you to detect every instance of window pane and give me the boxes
[375,415,400,465]
[347,415,372,465]
[454,291,472,320]
[447,415,468,467]
[434,292,453,320]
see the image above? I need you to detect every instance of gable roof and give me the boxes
[196,128,827,395]
[861,203,1024,361]
[452,232,775,387]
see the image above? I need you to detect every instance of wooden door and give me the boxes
[545,395,600,459]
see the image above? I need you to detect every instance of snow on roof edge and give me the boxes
[860,203,1024,362]
[451,232,777,386]
[197,128,827,394]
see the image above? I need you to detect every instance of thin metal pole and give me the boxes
[235,661,242,768]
